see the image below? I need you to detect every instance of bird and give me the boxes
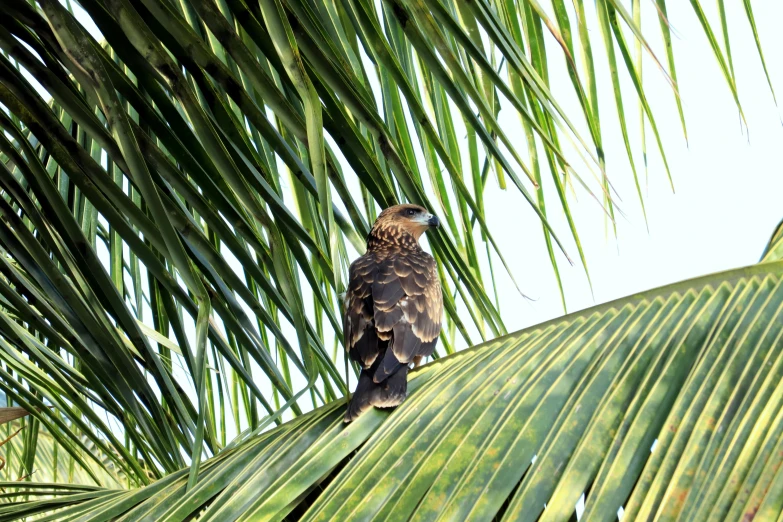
[343,203,443,423]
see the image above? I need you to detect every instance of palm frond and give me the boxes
[0,0,777,505]
[761,218,783,263]
[7,260,783,520]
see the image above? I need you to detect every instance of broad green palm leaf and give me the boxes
[4,260,783,521]
[0,0,778,517]
[761,219,783,264]
[0,421,128,487]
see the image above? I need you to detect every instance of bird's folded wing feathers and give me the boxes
[345,251,443,374]
[344,255,378,368]
[373,253,443,363]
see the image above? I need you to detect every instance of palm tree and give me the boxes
[0,0,780,519]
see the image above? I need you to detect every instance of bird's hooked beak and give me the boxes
[409,211,440,237]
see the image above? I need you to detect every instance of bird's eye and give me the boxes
[406,209,416,216]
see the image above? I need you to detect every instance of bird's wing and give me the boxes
[371,252,443,381]
[344,254,381,368]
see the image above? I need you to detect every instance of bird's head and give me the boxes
[369,204,440,246]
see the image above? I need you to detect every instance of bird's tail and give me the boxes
[344,366,409,423]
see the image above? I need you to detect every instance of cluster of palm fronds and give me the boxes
[6,254,783,521]
[0,0,774,507]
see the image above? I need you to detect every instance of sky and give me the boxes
[479,1,783,335]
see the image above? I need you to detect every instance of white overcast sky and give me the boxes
[479,1,783,336]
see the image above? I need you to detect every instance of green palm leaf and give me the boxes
[761,218,783,264]
[4,260,782,520]
[0,0,780,518]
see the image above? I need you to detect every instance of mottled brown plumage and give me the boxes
[343,204,443,422]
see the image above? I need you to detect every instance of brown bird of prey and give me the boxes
[343,204,443,422]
